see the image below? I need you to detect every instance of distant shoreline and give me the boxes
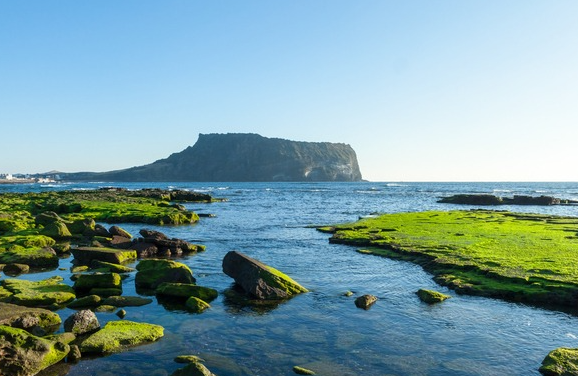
[0,179,54,185]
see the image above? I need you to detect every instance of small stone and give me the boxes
[116,309,127,319]
[64,309,100,335]
[68,344,82,363]
[416,289,451,304]
[354,294,378,309]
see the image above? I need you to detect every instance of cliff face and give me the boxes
[66,133,363,182]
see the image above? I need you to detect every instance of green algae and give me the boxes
[326,210,578,309]
[262,264,309,296]
[79,320,164,354]
[540,347,578,375]
[2,276,76,308]
[185,296,211,313]
[135,259,195,289]
[416,289,451,304]
[155,282,218,302]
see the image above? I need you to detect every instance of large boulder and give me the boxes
[540,347,578,376]
[40,221,72,239]
[0,302,61,335]
[63,310,100,335]
[71,247,136,265]
[135,259,195,289]
[0,325,71,376]
[222,251,308,300]
[2,276,76,308]
[78,320,164,354]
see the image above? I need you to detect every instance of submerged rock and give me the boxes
[3,263,30,276]
[102,295,153,307]
[0,325,71,376]
[416,289,451,304]
[540,347,578,375]
[185,296,211,313]
[155,282,218,302]
[78,320,164,354]
[171,358,216,376]
[135,259,196,289]
[354,294,378,310]
[73,273,122,296]
[222,250,308,300]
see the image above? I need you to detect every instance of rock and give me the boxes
[139,229,169,242]
[131,242,159,258]
[73,273,122,296]
[438,194,578,206]
[222,250,308,300]
[0,325,71,376]
[116,309,126,319]
[0,286,13,302]
[102,296,153,307]
[0,302,61,334]
[3,276,76,308]
[155,282,218,302]
[354,294,378,309]
[78,320,164,354]
[185,296,210,313]
[71,247,137,265]
[67,344,82,362]
[94,224,111,237]
[40,221,72,239]
[175,355,206,364]
[67,295,102,308]
[109,235,134,249]
[0,246,59,268]
[64,309,100,335]
[70,265,89,273]
[3,263,30,276]
[109,225,132,239]
[94,305,116,313]
[539,347,578,375]
[90,260,135,273]
[68,218,96,236]
[171,360,217,376]
[135,259,196,289]
[34,212,65,226]
[416,289,451,304]
[293,366,316,375]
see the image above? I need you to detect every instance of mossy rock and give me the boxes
[3,276,76,308]
[0,246,59,268]
[156,282,218,302]
[0,325,71,375]
[90,260,136,273]
[171,360,216,376]
[78,320,164,354]
[416,289,451,304]
[185,296,210,313]
[293,366,316,375]
[94,305,116,313]
[0,286,13,302]
[71,247,137,266]
[73,273,122,295]
[68,218,96,235]
[102,295,153,307]
[175,355,206,364]
[34,211,65,226]
[540,347,578,376]
[40,221,72,239]
[0,302,61,333]
[67,294,102,308]
[135,259,195,289]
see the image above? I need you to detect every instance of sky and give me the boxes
[1,1,577,182]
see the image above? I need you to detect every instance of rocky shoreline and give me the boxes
[0,188,308,376]
[438,193,578,206]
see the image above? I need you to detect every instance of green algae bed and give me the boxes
[323,210,578,310]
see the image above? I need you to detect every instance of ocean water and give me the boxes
[3,181,578,376]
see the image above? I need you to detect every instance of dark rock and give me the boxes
[67,344,82,363]
[222,250,308,300]
[62,133,363,182]
[63,309,100,335]
[71,247,136,265]
[139,229,169,242]
[109,235,134,249]
[116,309,127,319]
[131,242,159,258]
[354,294,378,309]
[102,295,153,307]
[67,295,102,308]
[68,218,96,236]
[439,194,578,206]
[156,282,218,302]
[93,224,111,237]
[3,263,30,276]
[109,225,132,239]
[34,211,65,226]
[73,273,122,296]
[135,259,196,289]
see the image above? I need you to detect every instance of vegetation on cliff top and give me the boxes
[324,210,578,310]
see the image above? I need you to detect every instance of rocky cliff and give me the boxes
[65,133,363,182]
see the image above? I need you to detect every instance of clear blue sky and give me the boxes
[1,1,577,181]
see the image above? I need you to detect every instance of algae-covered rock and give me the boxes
[3,263,30,276]
[40,221,72,239]
[416,289,451,304]
[3,276,76,308]
[0,286,13,302]
[293,366,316,375]
[135,259,196,289]
[156,282,218,302]
[64,309,100,335]
[109,225,133,239]
[175,355,206,364]
[71,247,137,265]
[68,218,96,236]
[540,347,578,376]
[34,212,65,226]
[222,250,308,300]
[79,320,164,354]
[171,360,216,376]
[0,325,70,376]
[90,260,136,273]
[67,294,102,308]
[102,295,153,307]
[185,296,211,313]
[354,294,378,310]
[94,305,116,313]
[0,302,61,334]
[0,246,59,268]
[73,273,122,295]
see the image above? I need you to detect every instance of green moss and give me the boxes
[262,265,309,295]
[0,302,62,331]
[0,245,59,268]
[416,289,451,304]
[540,347,578,375]
[155,282,218,302]
[185,296,210,313]
[67,294,102,308]
[293,366,316,375]
[0,286,13,302]
[73,273,122,296]
[79,320,164,354]
[135,259,195,289]
[327,210,578,309]
[3,276,75,308]
[90,260,136,273]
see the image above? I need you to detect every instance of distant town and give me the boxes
[0,173,59,184]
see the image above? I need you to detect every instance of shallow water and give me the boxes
[4,181,578,376]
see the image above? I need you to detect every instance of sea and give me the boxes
[3,181,578,376]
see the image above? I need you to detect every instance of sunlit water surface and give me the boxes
[3,182,578,376]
